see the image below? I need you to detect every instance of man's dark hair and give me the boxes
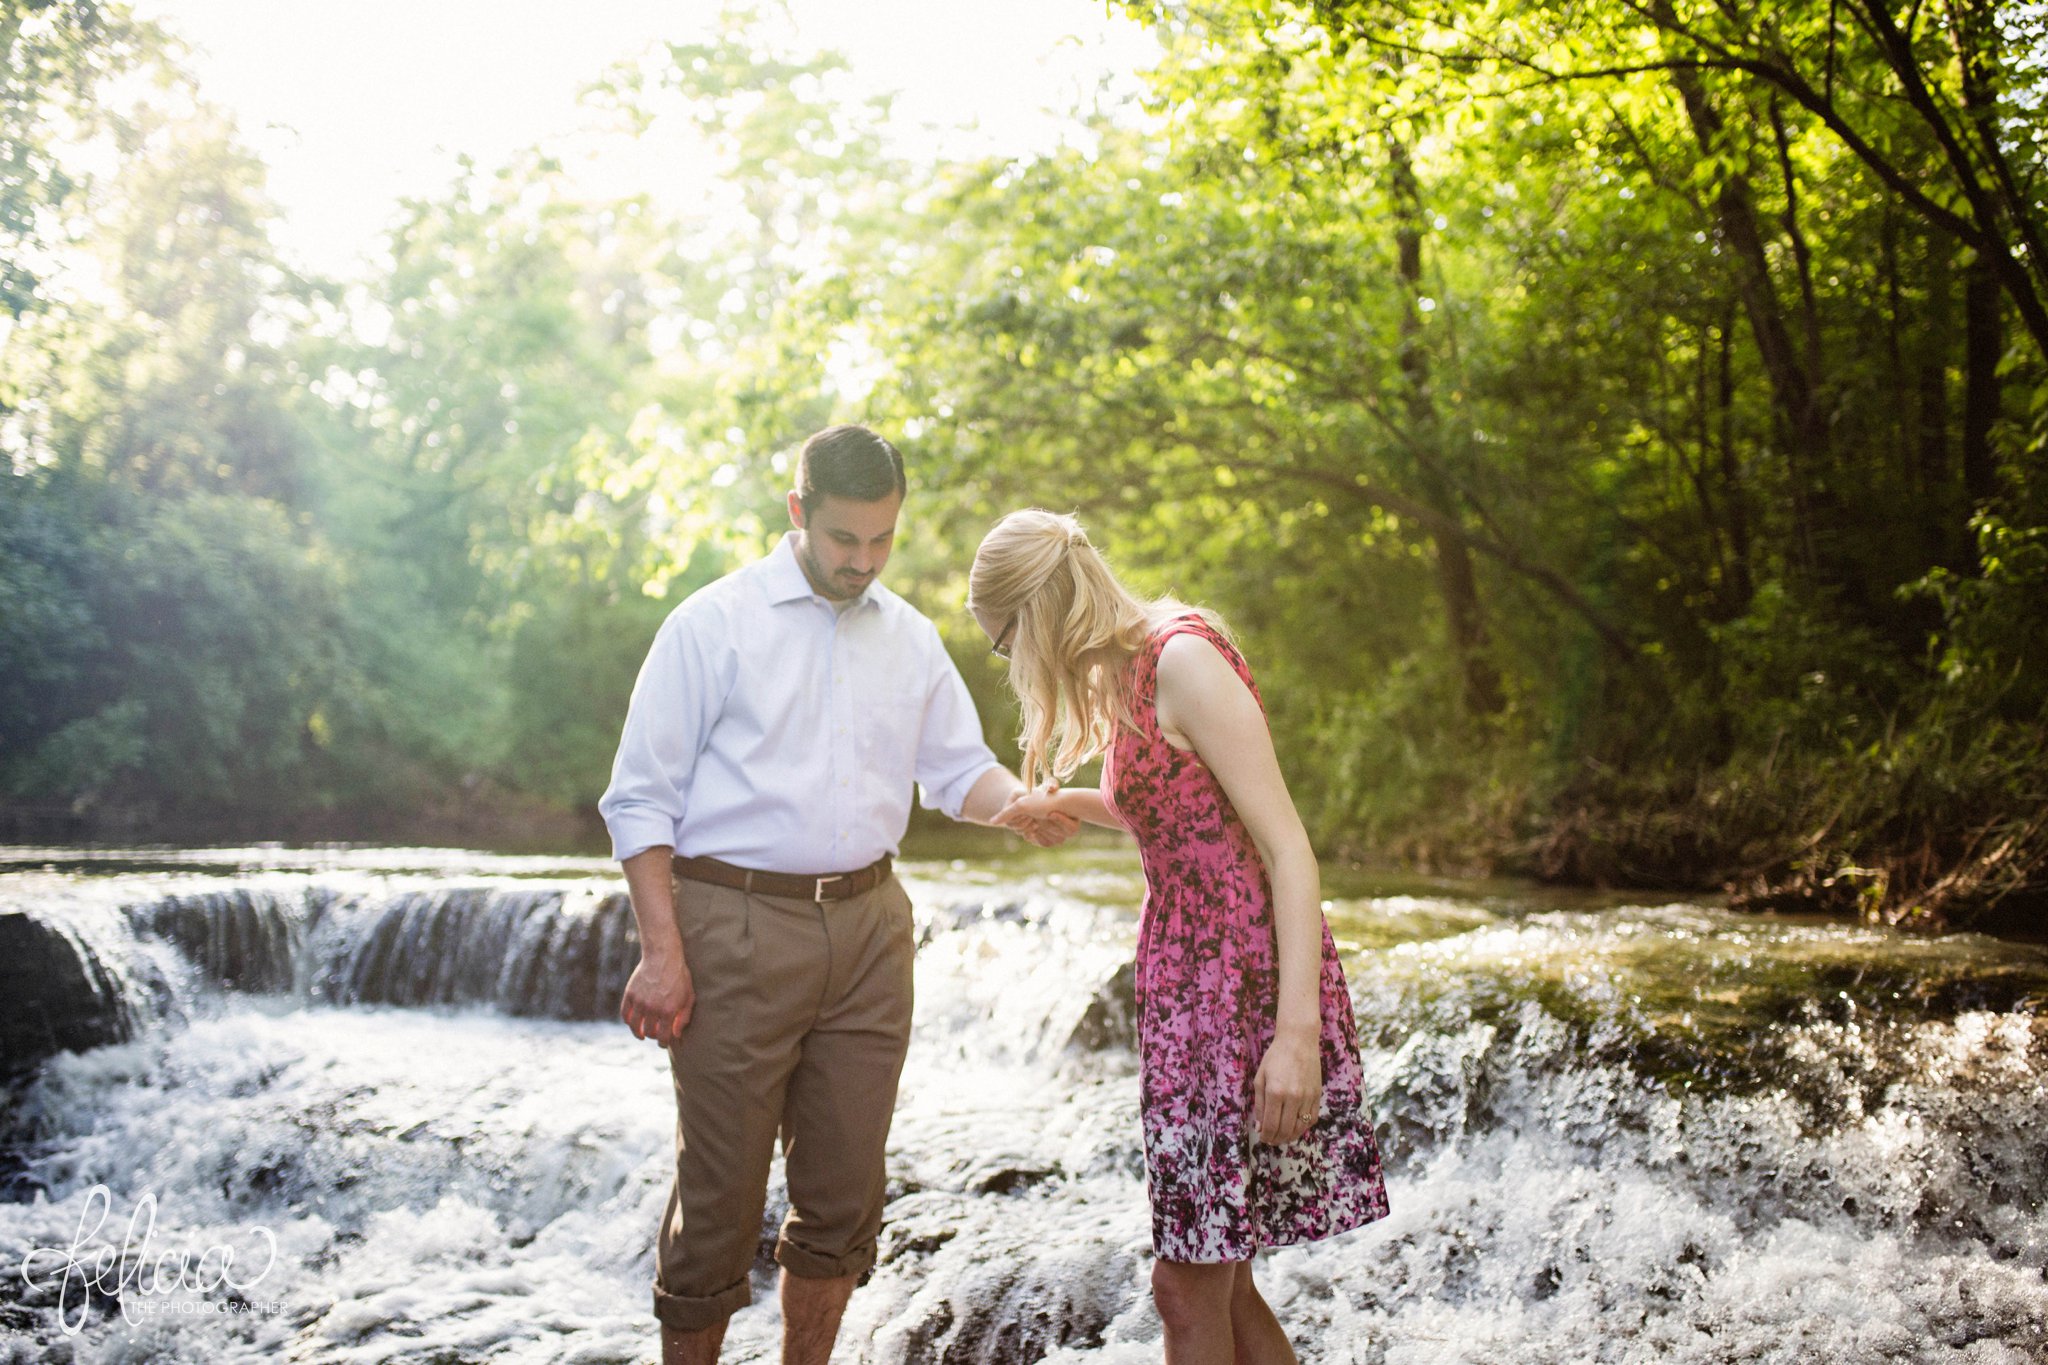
[796,424,906,514]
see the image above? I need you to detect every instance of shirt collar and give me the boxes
[765,531,880,612]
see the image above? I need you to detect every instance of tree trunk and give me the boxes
[1662,59,1830,577]
[1952,9,2004,516]
[1715,309,1753,612]
[1961,254,2001,509]
[1388,136,1505,717]
[1916,238,1957,563]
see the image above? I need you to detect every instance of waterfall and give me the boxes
[307,883,639,1018]
[1,871,1144,1074]
[1,874,656,1076]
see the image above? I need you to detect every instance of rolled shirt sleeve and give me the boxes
[914,624,1003,819]
[597,601,733,862]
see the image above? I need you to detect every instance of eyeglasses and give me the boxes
[990,616,1018,659]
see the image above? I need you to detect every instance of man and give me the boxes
[599,424,1074,1365]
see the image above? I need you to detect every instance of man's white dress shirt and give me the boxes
[598,533,1002,871]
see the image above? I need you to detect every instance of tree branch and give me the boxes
[1225,454,1642,658]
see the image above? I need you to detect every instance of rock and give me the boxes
[969,1165,1057,1197]
[1065,960,1136,1054]
[0,910,134,1080]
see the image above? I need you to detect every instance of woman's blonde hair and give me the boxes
[968,509,1226,788]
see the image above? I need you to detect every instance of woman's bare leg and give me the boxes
[1154,1259,1240,1365]
[1227,1261,1298,1365]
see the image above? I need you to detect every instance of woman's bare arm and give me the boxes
[1154,633,1324,1145]
[996,783,1127,830]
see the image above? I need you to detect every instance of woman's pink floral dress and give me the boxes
[1102,614,1390,1262]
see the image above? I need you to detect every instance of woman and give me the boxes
[971,509,1389,1365]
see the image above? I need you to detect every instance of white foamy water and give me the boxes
[1,847,2044,1363]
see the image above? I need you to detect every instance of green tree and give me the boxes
[0,0,153,317]
[9,102,313,501]
[799,0,2048,922]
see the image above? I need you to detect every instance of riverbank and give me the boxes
[1350,814,2048,941]
[1323,768,2048,940]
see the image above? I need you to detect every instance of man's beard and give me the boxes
[799,539,872,601]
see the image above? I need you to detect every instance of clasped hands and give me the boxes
[992,780,1075,847]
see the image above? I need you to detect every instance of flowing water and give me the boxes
[0,842,2044,1365]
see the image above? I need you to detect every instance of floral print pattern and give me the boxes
[1102,615,1390,1262]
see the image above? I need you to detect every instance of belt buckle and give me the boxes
[813,874,842,902]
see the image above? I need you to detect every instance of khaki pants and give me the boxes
[652,872,916,1332]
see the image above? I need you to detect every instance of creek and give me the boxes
[0,842,2043,1364]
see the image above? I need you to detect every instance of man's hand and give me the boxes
[997,783,1063,823]
[962,767,1079,845]
[993,783,1080,847]
[621,945,694,1046]
[1013,812,1080,846]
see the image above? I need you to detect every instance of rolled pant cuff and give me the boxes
[652,1277,750,1333]
[776,1236,876,1281]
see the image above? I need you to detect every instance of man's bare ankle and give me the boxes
[660,1319,727,1365]
[779,1269,858,1365]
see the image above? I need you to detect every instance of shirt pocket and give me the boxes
[859,691,925,783]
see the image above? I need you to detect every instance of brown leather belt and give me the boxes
[672,853,893,903]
